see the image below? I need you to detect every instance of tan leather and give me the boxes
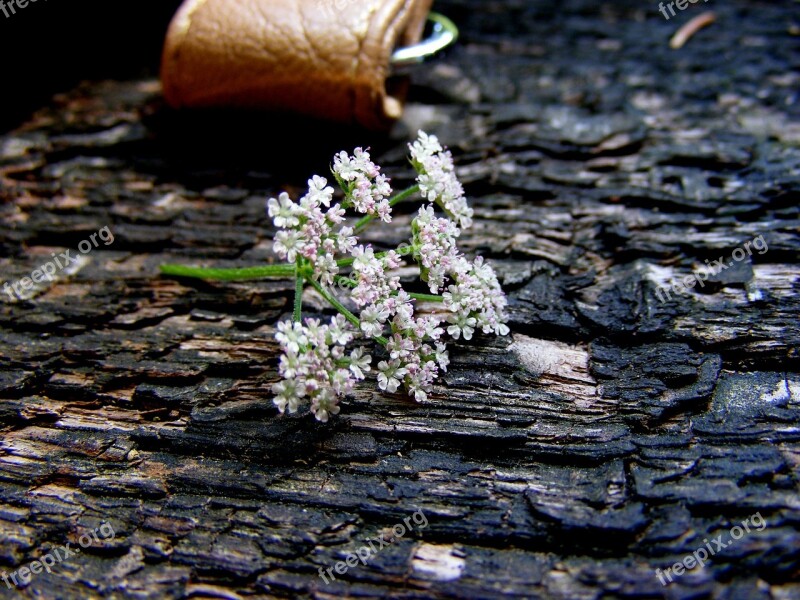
[161,0,433,129]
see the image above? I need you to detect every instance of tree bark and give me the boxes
[1,1,799,598]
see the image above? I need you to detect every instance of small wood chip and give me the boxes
[670,11,717,49]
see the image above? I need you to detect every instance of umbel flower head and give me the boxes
[263,131,510,421]
[158,133,508,422]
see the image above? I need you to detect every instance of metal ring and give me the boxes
[390,12,459,66]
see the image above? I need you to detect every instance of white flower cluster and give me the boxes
[268,131,509,421]
[273,316,371,422]
[332,147,393,222]
[409,131,474,228]
[411,204,509,339]
[268,175,356,286]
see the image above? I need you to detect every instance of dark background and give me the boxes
[0,0,182,133]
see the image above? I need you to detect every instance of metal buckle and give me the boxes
[390,12,459,67]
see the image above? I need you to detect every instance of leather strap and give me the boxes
[161,0,433,129]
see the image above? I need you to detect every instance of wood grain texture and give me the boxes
[1,0,799,598]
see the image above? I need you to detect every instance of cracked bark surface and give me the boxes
[1,0,799,598]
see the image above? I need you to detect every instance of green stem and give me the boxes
[160,263,295,281]
[293,268,304,322]
[408,292,444,302]
[307,278,388,346]
[308,279,359,327]
[353,184,420,233]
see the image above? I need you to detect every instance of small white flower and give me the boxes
[434,343,449,372]
[360,304,390,337]
[327,314,353,346]
[336,226,357,254]
[326,203,346,224]
[304,318,327,347]
[387,334,415,360]
[443,284,469,311]
[306,175,333,207]
[279,352,306,378]
[311,390,340,422]
[273,230,305,263]
[409,131,443,163]
[267,192,300,228]
[446,314,477,341]
[314,253,339,286]
[272,379,305,414]
[333,151,359,181]
[349,347,372,380]
[351,245,376,272]
[276,321,308,354]
[377,360,406,393]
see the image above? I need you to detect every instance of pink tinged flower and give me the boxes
[276,321,308,354]
[384,250,403,269]
[376,200,392,223]
[351,178,375,213]
[406,365,433,402]
[353,147,379,178]
[426,265,447,294]
[373,174,392,199]
[350,283,375,307]
[321,238,337,256]
[267,192,300,228]
[418,316,444,340]
[326,203,346,224]
[409,386,427,402]
[348,347,372,380]
[331,369,354,395]
[387,334,416,360]
[377,360,406,393]
[311,390,340,422]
